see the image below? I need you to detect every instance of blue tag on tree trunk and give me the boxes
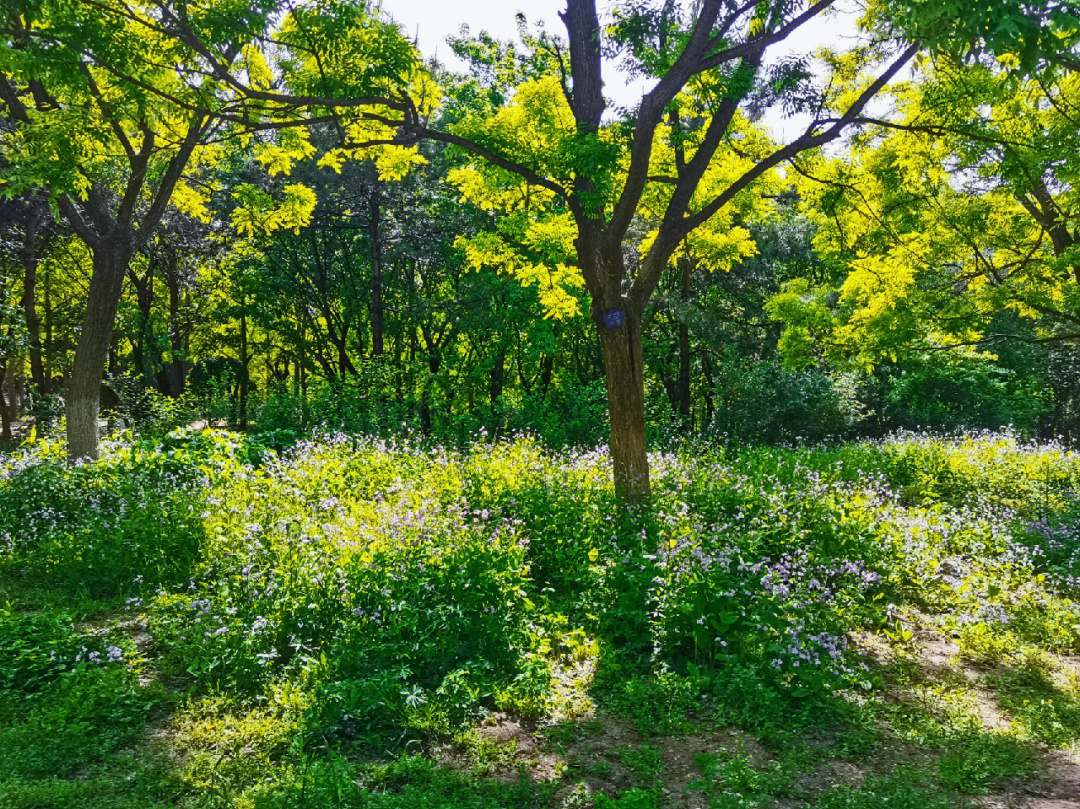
[603,309,625,329]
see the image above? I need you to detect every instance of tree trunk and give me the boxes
[597,309,650,502]
[22,221,47,393]
[163,269,186,396]
[540,354,554,398]
[369,183,385,357]
[490,348,505,405]
[43,259,53,387]
[67,240,129,460]
[0,365,13,443]
[677,259,691,419]
[131,267,156,388]
[238,295,249,429]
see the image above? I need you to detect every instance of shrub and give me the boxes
[0,430,241,595]
[884,359,1050,434]
[711,359,869,444]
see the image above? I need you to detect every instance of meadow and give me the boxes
[1,430,1079,808]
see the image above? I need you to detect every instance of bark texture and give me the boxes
[597,310,650,501]
[67,240,129,459]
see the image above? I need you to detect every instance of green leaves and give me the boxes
[230,183,317,237]
[877,0,1080,73]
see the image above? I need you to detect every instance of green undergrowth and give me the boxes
[1,428,1079,807]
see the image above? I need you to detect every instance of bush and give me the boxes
[146,438,546,747]
[4,428,1080,799]
[256,362,414,436]
[711,359,869,444]
[884,359,1050,434]
[107,375,198,436]
[0,430,241,595]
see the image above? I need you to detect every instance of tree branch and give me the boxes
[629,41,920,310]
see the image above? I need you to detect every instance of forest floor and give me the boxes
[2,430,1080,808]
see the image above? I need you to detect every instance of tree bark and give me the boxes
[677,258,691,419]
[130,263,157,388]
[369,182,385,357]
[162,266,186,396]
[596,309,650,502]
[540,353,554,398]
[22,218,47,393]
[67,239,129,459]
[238,294,249,429]
[490,347,505,405]
[0,364,13,443]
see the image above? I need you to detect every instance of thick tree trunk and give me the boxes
[597,310,650,502]
[67,240,129,460]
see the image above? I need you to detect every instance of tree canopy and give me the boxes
[0,0,1078,494]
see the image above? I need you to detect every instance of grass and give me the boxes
[1,428,1079,807]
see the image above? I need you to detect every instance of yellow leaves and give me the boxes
[640,225,758,274]
[240,45,274,91]
[318,149,347,174]
[457,76,575,179]
[455,232,515,274]
[533,263,585,318]
[447,166,492,209]
[319,115,427,181]
[171,181,212,224]
[841,252,917,320]
[996,52,1023,71]
[230,183,316,238]
[447,165,557,214]
[684,226,758,272]
[523,214,577,261]
[254,128,316,177]
[455,228,584,320]
[409,70,444,117]
[374,146,426,182]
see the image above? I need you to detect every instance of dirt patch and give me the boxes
[1024,752,1080,807]
[651,727,771,808]
[435,709,774,806]
[433,712,563,783]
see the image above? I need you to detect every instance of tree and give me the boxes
[876,0,1079,72]
[405,1,917,499]
[3,0,918,497]
[768,62,1080,370]
[0,0,430,458]
[0,267,26,441]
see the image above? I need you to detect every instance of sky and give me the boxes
[381,0,864,143]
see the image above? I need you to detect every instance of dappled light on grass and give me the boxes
[1,429,1080,806]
